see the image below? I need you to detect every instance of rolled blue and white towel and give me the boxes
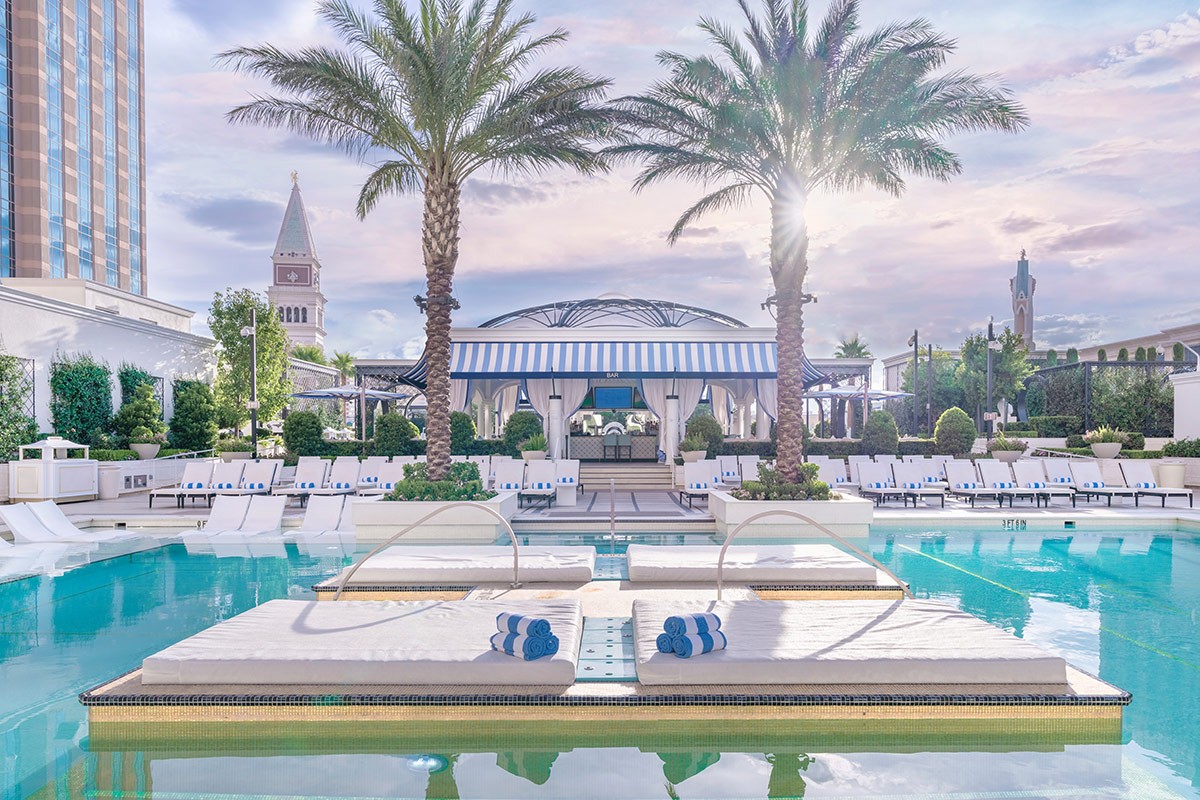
[663,612,722,638]
[490,631,559,661]
[671,630,728,659]
[496,612,552,639]
[656,632,674,653]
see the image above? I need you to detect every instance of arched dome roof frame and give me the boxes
[479,297,747,330]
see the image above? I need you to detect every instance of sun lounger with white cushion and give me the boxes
[977,460,1039,508]
[139,598,583,686]
[857,463,903,506]
[148,461,213,508]
[309,459,360,496]
[815,459,855,492]
[737,455,761,482]
[1069,461,1137,506]
[492,460,525,494]
[1119,461,1193,507]
[716,456,741,485]
[294,494,344,535]
[519,460,557,508]
[555,458,581,493]
[323,545,596,589]
[358,459,407,495]
[1012,460,1076,507]
[633,599,1069,686]
[626,544,887,585]
[273,459,330,504]
[891,462,947,507]
[679,461,712,508]
[26,501,145,546]
[1042,459,1077,488]
[213,459,279,496]
[943,460,999,507]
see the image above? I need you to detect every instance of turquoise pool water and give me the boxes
[1,528,1199,798]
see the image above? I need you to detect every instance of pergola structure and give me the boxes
[359,296,872,458]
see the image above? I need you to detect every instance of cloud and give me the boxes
[1044,221,1148,252]
[161,193,284,247]
[171,0,299,36]
[998,214,1045,234]
[462,180,554,209]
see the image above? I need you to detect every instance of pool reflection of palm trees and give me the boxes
[767,753,814,798]
[424,754,458,800]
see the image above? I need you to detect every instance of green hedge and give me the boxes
[997,428,1037,437]
[91,449,138,461]
[1164,438,1200,458]
[1044,448,1163,459]
[1029,415,1083,437]
[719,440,776,458]
[899,439,937,456]
[805,439,863,457]
[50,354,113,443]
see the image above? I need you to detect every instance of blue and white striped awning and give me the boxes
[402,341,827,386]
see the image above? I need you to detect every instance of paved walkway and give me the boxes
[513,490,713,523]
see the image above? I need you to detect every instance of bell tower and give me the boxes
[267,172,326,349]
[1010,248,1036,349]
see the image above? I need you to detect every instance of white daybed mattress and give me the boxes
[626,544,878,583]
[142,598,582,686]
[334,546,596,585]
[633,599,1068,686]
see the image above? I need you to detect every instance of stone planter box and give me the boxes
[1163,458,1200,488]
[0,463,8,503]
[708,490,874,539]
[351,492,520,543]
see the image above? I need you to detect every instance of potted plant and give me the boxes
[1084,426,1127,459]
[987,431,1027,463]
[520,433,548,461]
[216,438,255,462]
[679,434,709,463]
[128,427,167,460]
[353,461,514,543]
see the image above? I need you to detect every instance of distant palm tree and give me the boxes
[613,0,1027,479]
[221,0,618,479]
[291,344,327,365]
[835,335,872,359]
[330,350,356,424]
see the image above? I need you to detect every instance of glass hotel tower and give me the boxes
[1,0,145,294]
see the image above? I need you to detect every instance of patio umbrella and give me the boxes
[291,385,413,436]
[804,386,912,435]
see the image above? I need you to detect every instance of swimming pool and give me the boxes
[2,527,1198,798]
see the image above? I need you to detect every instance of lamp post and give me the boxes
[907,330,919,436]
[240,310,259,458]
[985,318,1001,439]
[926,343,934,437]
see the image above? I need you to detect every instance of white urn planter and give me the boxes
[130,443,161,460]
[521,450,546,462]
[991,450,1022,463]
[220,450,253,462]
[1090,443,1122,459]
[351,492,519,543]
[681,450,707,463]
[708,490,874,539]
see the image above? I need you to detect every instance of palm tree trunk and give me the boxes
[421,176,461,481]
[771,190,809,482]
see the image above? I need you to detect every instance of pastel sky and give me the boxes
[147,0,1200,360]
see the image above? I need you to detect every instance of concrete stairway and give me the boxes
[579,462,675,491]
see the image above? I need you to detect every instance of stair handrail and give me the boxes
[717,509,913,601]
[333,501,521,600]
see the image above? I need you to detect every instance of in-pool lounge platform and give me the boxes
[81,598,1130,730]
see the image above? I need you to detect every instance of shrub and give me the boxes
[129,425,167,445]
[860,410,899,456]
[1097,348,1108,362]
[502,411,543,455]
[1164,438,1200,458]
[1046,447,1162,459]
[1044,349,1058,367]
[730,463,831,501]
[1028,415,1083,437]
[1125,432,1146,450]
[804,439,863,458]
[684,414,725,458]
[215,438,255,453]
[117,363,155,406]
[1084,426,1127,445]
[1174,343,1186,362]
[680,434,708,453]
[449,411,477,454]
[374,414,419,457]
[1065,348,1079,364]
[112,384,167,442]
[987,432,1028,452]
[1146,346,1158,362]
[386,461,495,502]
[1135,346,1146,361]
[50,354,113,443]
[169,381,218,452]
[282,411,324,456]
[898,439,937,456]
[934,407,977,455]
[1117,347,1129,362]
[462,439,505,456]
[520,433,548,452]
[719,440,776,458]
[90,449,138,461]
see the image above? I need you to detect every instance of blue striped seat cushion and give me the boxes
[902,481,922,490]
[1052,476,1072,483]
[924,476,940,483]
[184,482,203,489]
[532,482,552,489]
[954,481,978,490]
[559,477,576,484]
[1025,481,1047,489]
[991,481,1015,489]
[217,482,235,489]
[246,482,265,490]
[500,482,520,490]
[334,482,352,489]
[688,482,708,490]
[1083,481,1105,489]
[1136,481,1157,489]
[866,481,888,489]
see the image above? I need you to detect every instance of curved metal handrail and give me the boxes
[332,501,521,600]
[717,509,914,601]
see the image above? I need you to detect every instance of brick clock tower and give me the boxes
[1010,248,1036,349]
[267,173,326,348]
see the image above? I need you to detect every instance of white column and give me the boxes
[664,395,681,460]
[755,400,769,440]
[1170,372,1200,439]
[475,392,487,438]
[548,395,565,460]
[737,394,749,439]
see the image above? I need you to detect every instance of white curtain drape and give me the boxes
[523,378,556,421]
[638,379,673,422]
[755,379,778,421]
[498,384,520,432]
[709,385,729,433]
[559,379,590,417]
[676,379,705,438]
[450,379,470,413]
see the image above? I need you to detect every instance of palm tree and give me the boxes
[834,334,872,359]
[290,344,327,365]
[330,350,356,424]
[612,0,1027,479]
[221,0,618,479]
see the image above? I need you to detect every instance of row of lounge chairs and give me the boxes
[679,456,762,507]
[821,456,1192,508]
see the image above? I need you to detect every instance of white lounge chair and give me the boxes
[716,455,741,486]
[1012,460,1076,507]
[874,454,900,465]
[0,535,72,579]
[183,495,285,557]
[737,455,761,482]
[977,460,1039,509]
[815,459,855,492]
[357,456,389,490]
[213,459,279,496]
[930,455,953,479]
[892,462,947,508]
[273,459,331,505]
[309,459,361,497]
[1119,461,1193,508]
[148,461,213,509]
[493,461,525,492]
[679,461,712,508]
[857,463,903,506]
[943,460,999,507]
[519,460,557,508]
[359,460,408,495]
[27,501,146,546]
[191,461,247,507]
[294,494,345,535]
[555,458,582,493]
[1042,459,1078,488]
[1069,461,1137,506]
